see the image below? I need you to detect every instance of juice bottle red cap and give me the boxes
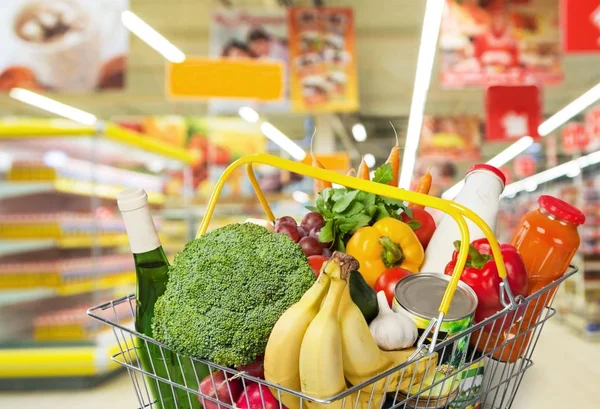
[538,195,585,226]
[467,164,506,186]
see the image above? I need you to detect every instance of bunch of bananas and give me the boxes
[264,252,438,409]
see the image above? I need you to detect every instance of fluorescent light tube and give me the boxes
[538,83,600,136]
[442,136,534,199]
[260,122,307,161]
[238,107,259,123]
[122,11,185,63]
[502,147,600,197]
[10,88,97,125]
[399,0,445,189]
[352,123,367,142]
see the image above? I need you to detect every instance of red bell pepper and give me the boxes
[444,238,527,328]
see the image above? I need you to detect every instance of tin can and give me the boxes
[393,273,478,367]
[449,360,485,409]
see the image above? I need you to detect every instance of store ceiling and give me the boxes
[1,0,599,160]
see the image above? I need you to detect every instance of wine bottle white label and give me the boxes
[117,188,161,254]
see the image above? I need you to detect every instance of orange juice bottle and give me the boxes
[486,195,584,362]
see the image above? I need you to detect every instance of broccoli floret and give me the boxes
[152,223,315,366]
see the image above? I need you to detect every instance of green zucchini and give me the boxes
[349,270,379,323]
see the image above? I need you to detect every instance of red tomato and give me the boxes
[307,255,328,277]
[402,208,436,249]
[374,267,413,306]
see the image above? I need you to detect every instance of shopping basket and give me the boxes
[88,154,578,409]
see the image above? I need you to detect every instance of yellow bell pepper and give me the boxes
[346,217,424,286]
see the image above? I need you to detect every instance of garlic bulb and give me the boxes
[369,291,418,350]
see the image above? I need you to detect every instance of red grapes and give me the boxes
[274,212,330,258]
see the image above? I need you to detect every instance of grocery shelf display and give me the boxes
[0,119,192,389]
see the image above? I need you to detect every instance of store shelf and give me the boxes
[0,334,131,378]
[0,289,55,308]
[0,240,55,257]
[0,271,135,296]
[0,119,194,165]
[0,180,164,204]
[0,235,129,256]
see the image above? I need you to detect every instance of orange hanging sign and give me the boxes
[167,57,284,101]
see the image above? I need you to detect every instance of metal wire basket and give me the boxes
[87,154,579,409]
[88,265,576,409]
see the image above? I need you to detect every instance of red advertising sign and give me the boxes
[561,0,600,53]
[586,106,600,140]
[562,122,589,153]
[485,85,541,141]
[513,155,536,178]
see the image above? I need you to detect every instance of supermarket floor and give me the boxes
[1,321,599,409]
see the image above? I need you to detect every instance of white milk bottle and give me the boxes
[421,164,505,273]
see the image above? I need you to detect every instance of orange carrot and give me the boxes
[386,121,401,187]
[411,169,432,209]
[357,158,370,180]
[385,145,400,187]
[346,168,356,177]
[313,156,332,193]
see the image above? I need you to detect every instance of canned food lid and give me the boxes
[395,273,477,320]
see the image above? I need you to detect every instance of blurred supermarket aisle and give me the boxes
[0,321,597,409]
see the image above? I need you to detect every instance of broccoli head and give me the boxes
[152,222,315,366]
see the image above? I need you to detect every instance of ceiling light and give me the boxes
[442,135,534,199]
[121,11,185,63]
[292,191,310,203]
[10,88,97,125]
[0,152,13,172]
[524,181,538,192]
[566,165,581,178]
[352,123,367,142]
[43,150,69,168]
[399,0,445,189]
[238,106,259,123]
[364,153,376,168]
[502,147,600,197]
[260,122,307,161]
[486,136,534,168]
[538,83,600,136]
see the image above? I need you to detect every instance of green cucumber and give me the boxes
[349,270,379,323]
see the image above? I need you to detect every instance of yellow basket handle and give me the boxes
[197,154,516,353]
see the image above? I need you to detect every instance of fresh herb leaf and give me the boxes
[375,203,390,220]
[356,191,376,207]
[341,201,364,217]
[332,189,360,213]
[306,206,319,212]
[379,196,406,207]
[334,236,346,252]
[321,188,333,203]
[372,163,393,184]
[407,220,422,230]
[351,214,373,233]
[337,217,358,234]
[331,188,347,202]
[319,220,334,243]
[366,204,378,217]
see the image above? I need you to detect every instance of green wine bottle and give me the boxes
[118,188,208,409]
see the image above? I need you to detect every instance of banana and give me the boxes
[338,282,439,400]
[299,253,358,409]
[264,270,331,409]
